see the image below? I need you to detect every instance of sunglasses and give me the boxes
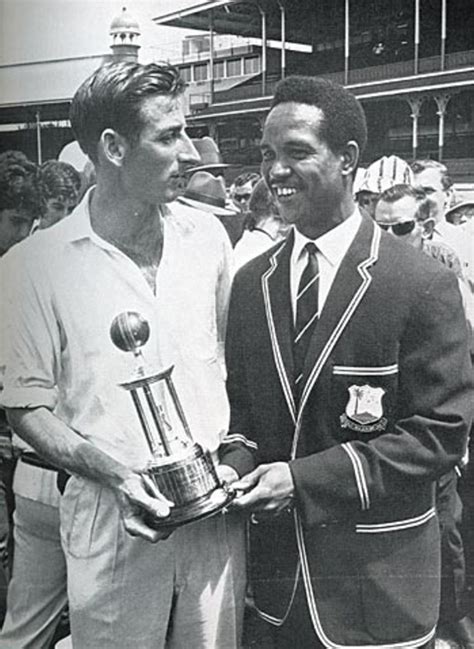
[377,221,416,236]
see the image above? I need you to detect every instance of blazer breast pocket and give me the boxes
[331,363,399,440]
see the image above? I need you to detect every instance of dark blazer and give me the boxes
[224,214,473,648]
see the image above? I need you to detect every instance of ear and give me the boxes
[421,218,436,240]
[99,129,128,168]
[341,141,359,178]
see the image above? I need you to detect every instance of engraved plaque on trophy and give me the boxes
[110,311,233,529]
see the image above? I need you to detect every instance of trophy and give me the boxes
[110,311,234,529]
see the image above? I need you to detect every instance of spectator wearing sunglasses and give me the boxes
[375,184,435,248]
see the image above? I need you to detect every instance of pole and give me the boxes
[414,0,420,74]
[35,110,42,165]
[209,10,215,104]
[344,0,350,84]
[260,7,267,96]
[440,0,447,71]
[279,2,286,79]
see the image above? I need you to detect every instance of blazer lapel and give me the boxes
[262,232,297,424]
[297,216,381,420]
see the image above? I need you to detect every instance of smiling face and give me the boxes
[260,102,352,239]
[119,95,199,205]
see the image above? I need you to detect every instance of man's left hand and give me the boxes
[230,462,295,516]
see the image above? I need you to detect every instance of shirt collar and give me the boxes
[62,187,172,249]
[291,207,362,267]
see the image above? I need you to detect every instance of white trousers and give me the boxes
[0,494,67,649]
[60,476,247,649]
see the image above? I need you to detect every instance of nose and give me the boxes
[268,159,291,181]
[179,132,201,166]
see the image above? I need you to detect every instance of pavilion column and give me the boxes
[407,96,424,160]
[344,0,350,84]
[278,1,286,80]
[35,110,42,165]
[434,93,451,161]
[440,0,447,71]
[208,122,219,143]
[414,0,420,74]
[260,7,267,96]
[209,10,215,104]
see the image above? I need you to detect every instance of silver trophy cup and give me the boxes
[110,311,233,529]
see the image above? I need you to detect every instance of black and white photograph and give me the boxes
[0,1,473,647]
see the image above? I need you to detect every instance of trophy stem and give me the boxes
[130,390,160,456]
[142,384,173,456]
[165,374,193,442]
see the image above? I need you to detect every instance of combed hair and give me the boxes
[378,183,435,223]
[70,61,186,163]
[271,76,368,157]
[0,150,41,216]
[411,159,452,190]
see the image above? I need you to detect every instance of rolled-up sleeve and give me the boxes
[1,245,61,411]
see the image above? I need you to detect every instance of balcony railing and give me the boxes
[212,49,474,105]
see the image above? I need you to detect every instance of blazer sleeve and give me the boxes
[290,266,474,527]
[219,274,257,477]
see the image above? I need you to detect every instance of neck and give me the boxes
[90,181,163,248]
[297,196,355,239]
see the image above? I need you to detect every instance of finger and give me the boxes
[231,485,267,509]
[141,474,175,506]
[136,491,172,519]
[232,467,264,492]
[123,516,165,543]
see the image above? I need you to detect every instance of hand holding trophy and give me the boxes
[110,311,234,530]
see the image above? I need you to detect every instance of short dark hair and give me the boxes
[70,61,186,163]
[39,160,81,205]
[411,159,452,191]
[270,76,368,157]
[0,151,41,217]
[378,183,435,223]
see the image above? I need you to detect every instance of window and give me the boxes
[213,61,225,79]
[194,63,208,82]
[244,56,260,75]
[180,66,192,82]
[226,58,242,77]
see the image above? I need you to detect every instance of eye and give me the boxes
[288,148,309,160]
[160,129,180,145]
[261,149,275,162]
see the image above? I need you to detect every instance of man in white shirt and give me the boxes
[1,61,251,649]
[225,75,473,649]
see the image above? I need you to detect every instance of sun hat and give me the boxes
[179,171,236,216]
[184,137,232,175]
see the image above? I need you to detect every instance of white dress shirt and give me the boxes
[290,208,362,321]
[1,190,233,474]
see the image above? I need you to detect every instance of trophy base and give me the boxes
[144,444,235,530]
[145,485,234,530]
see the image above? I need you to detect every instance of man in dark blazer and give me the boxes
[225,76,473,649]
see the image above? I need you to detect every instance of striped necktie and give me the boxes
[294,242,319,389]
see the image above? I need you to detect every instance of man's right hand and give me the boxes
[114,471,175,542]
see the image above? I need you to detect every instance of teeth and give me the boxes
[274,187,297,197]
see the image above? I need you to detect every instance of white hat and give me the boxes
[358,156,414,195]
